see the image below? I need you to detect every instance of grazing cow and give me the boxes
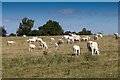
[32,37,38,41]
[114,33,120,39]
[27,38,36,43]
[62,35,70,40]
[74,37,80,42]
[40,42,44,49]
[97,34,103,38]
[57,39,64,45]
[69,33,72,36]
[37,38,43,42]
[42,42,48,49]
[94,36,99,40]
[73,45,80,56]
[29,44,36,52]
[55,43,58,49]
[87,41,99,55]
[50,38,55,41]
[23,35,26,37]
[85,36,90,40]
[72,34,77,37]
[81,37,88,41]
[67,39,73,44]
[7,41,16,45]
[68,36,74,43]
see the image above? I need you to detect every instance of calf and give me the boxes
[29,44,36,52]
[7,41,16,45]
[73,45,80,56]
[50,38,55,41]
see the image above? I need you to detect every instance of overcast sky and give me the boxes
[2,2,118,35]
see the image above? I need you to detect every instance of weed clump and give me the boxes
[43,50,48,55]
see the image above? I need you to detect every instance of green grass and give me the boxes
[2,35,118,78]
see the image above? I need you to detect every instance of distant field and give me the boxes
[2,35,118,78]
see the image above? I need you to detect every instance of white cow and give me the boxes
[114,33,120,39]
[7,41,16,45]
[50,38,55,41]
[73,45,80,56]
[72,34,77,37]
[81,37,89,41]
[67,39,71,44]
[40,42,44,49]
[85,36,90,40]
[57,39,64,45]
[67,39,74,44]
[62,35,70,40]
[97,34,103,38]
[74,37,80,42]
[37,38,43,42]
[69,37,74,43]
[87,41,99,55]
[29,44,36,52]
[27,38,36,43]
[32,37,38,41]
[94,36,99,40]
[23,35,26,37]
[55,43,58,49]
[42,42,48,49]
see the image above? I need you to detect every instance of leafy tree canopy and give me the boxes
[0,26,7,37]
[64,31,71,35]
[77,28,92,35]
[38,20,64,36]
[16,17,34,36]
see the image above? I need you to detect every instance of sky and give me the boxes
[2,2,118,35]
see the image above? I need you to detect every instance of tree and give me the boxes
[16,17,34,36]
[64,31,71,35]
[77,28,92,35]
[28,30,38,36]
[97,32,102,34]
[38,20,64,36]
[72,32,76,34]
[0,26,7,37]
[82,28,86,32]
[9,33,15,36]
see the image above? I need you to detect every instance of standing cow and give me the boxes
[87,41,99,55]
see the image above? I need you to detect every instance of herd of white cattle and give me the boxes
[7,33,120,56]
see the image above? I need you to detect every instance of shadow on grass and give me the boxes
[66,53,80,56]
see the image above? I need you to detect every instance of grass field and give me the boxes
[2,35,119,78]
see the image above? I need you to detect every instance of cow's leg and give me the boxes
[29,48,31,52]
[92,49,94,55]
[78,50,80,55]
[97,50,100,55]
[74,49,76,55]
[75,50,77,56]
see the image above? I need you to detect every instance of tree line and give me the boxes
[1,17,93,37]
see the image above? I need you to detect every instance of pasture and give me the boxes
[2,35,118,78]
